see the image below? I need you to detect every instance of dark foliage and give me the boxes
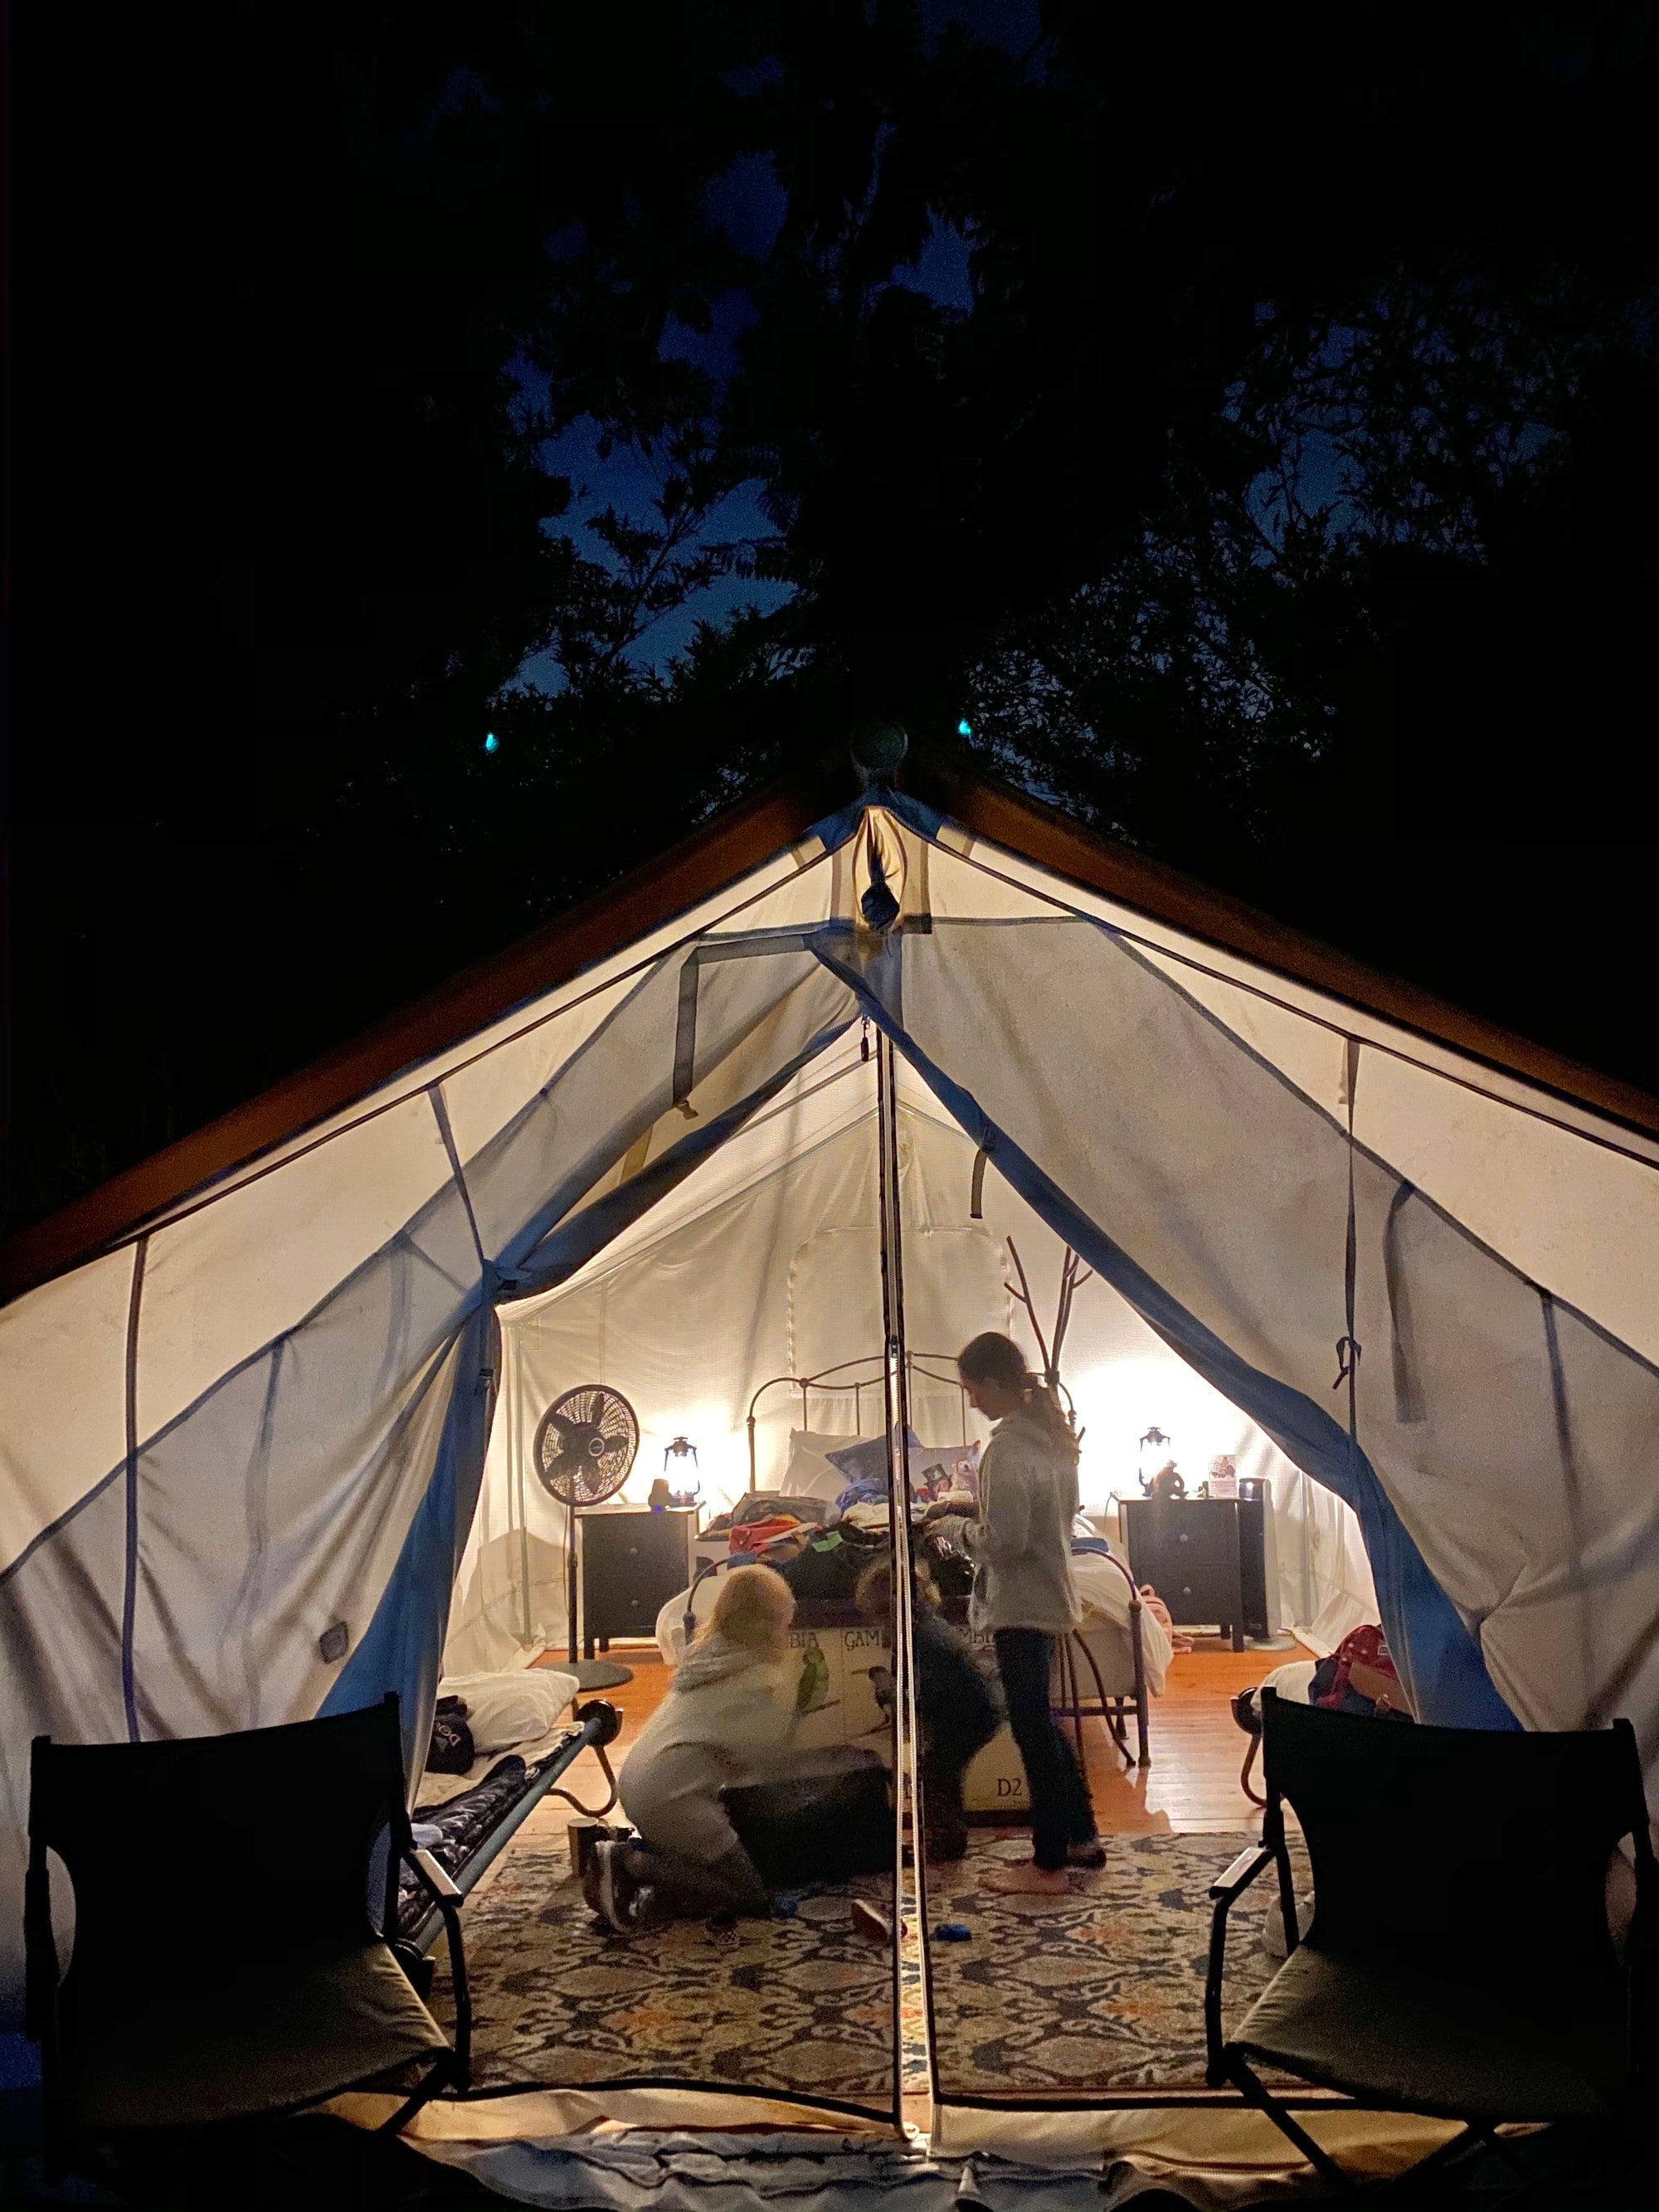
[7,4,1658,1227]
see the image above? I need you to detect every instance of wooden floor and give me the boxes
[524,1635,1291,1851]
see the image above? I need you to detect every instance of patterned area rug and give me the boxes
[440,1844,898,2107]
[440,1830,1302,2107]
[928,1832,1301,2095]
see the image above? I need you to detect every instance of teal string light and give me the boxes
[483,732,500,754]
[956,717,973,737]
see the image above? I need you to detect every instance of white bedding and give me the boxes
[415,1667,581,1806]
[1072,1552,1173,1695]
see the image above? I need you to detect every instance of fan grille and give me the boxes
[533,1386,640,1507]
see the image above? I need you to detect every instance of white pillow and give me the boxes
[440,1668,577,1756]
[781,1435,850,1501]
[789,1428,863,1461]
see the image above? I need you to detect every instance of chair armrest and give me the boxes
[408,1845,462,1904]
[1210,1845,1274,1903]
[1204,1845,1277,2086]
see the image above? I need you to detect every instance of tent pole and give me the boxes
[874,1028,926,2125]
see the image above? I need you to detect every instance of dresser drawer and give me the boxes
[1121,1498,1257,1648]
[580,1511,694,1641]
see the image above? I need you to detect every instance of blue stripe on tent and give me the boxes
[515,1017,854,1291]
[323,1018,856,1772]
[322,1302,498,1772]
[814,942,1517,1733]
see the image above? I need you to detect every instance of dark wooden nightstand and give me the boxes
[577,1508,698,1656]
[1121,1495,1269,1651]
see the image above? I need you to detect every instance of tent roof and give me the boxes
[7,748,1657,1305]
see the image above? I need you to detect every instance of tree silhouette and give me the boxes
[8,2,1657,1227]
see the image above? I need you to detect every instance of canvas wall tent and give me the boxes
[2,758,1658,2039]
[450,1067,1374,1678]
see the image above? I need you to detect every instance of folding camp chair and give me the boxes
[1204,1692,1656,2193]
[26,1694,468,2184]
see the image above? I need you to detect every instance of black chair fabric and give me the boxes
[1231,1942,1626,2121]
[29,1699,450,2139]
[1260,1696,1637,2006]
[60,1940,446,2132]
[1225,1696,1651,2126]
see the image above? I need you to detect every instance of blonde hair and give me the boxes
[958,1330,1080,1465]
[854,1558,941,1621]
[697,1563,794,1660]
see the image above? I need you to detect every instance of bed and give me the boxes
[657,1541,1164,1787]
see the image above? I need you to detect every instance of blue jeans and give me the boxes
[994,1628,1097,1871]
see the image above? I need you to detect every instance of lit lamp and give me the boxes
[1137,1425,1174,1497]
[661,1435,701,1514]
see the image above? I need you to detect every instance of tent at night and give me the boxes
[4,750,1656,2167]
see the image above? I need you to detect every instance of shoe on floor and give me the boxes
[591,1839,639,1933]
[927,1826,969,1864]
[580,1843,609,1922]
[1066,1837,1107,1869]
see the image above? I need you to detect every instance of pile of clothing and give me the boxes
[701,1493,830,1539]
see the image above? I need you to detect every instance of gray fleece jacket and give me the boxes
[965,1410,1082,1635]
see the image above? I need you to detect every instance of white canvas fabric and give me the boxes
[2,790,1654,2035]
[470,1074,1375,1664]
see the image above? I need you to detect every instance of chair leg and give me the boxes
[377,2053,456,2137]
[1225,2055,1354,2191]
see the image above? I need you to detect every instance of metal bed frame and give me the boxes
[745,1350,975,1490]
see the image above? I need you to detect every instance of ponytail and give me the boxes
[958,1330,1080,1466]
[1019,1376,1080,1462]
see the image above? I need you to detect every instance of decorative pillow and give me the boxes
[825,1430,920,1491]
[437,1669,577,1756]
[825,1432,971,1496]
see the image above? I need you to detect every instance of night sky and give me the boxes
[4,4,1657,1240]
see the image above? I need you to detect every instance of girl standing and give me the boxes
[958,1330,1103,1895]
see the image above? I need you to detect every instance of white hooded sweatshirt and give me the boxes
[618,1632,800,1860]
